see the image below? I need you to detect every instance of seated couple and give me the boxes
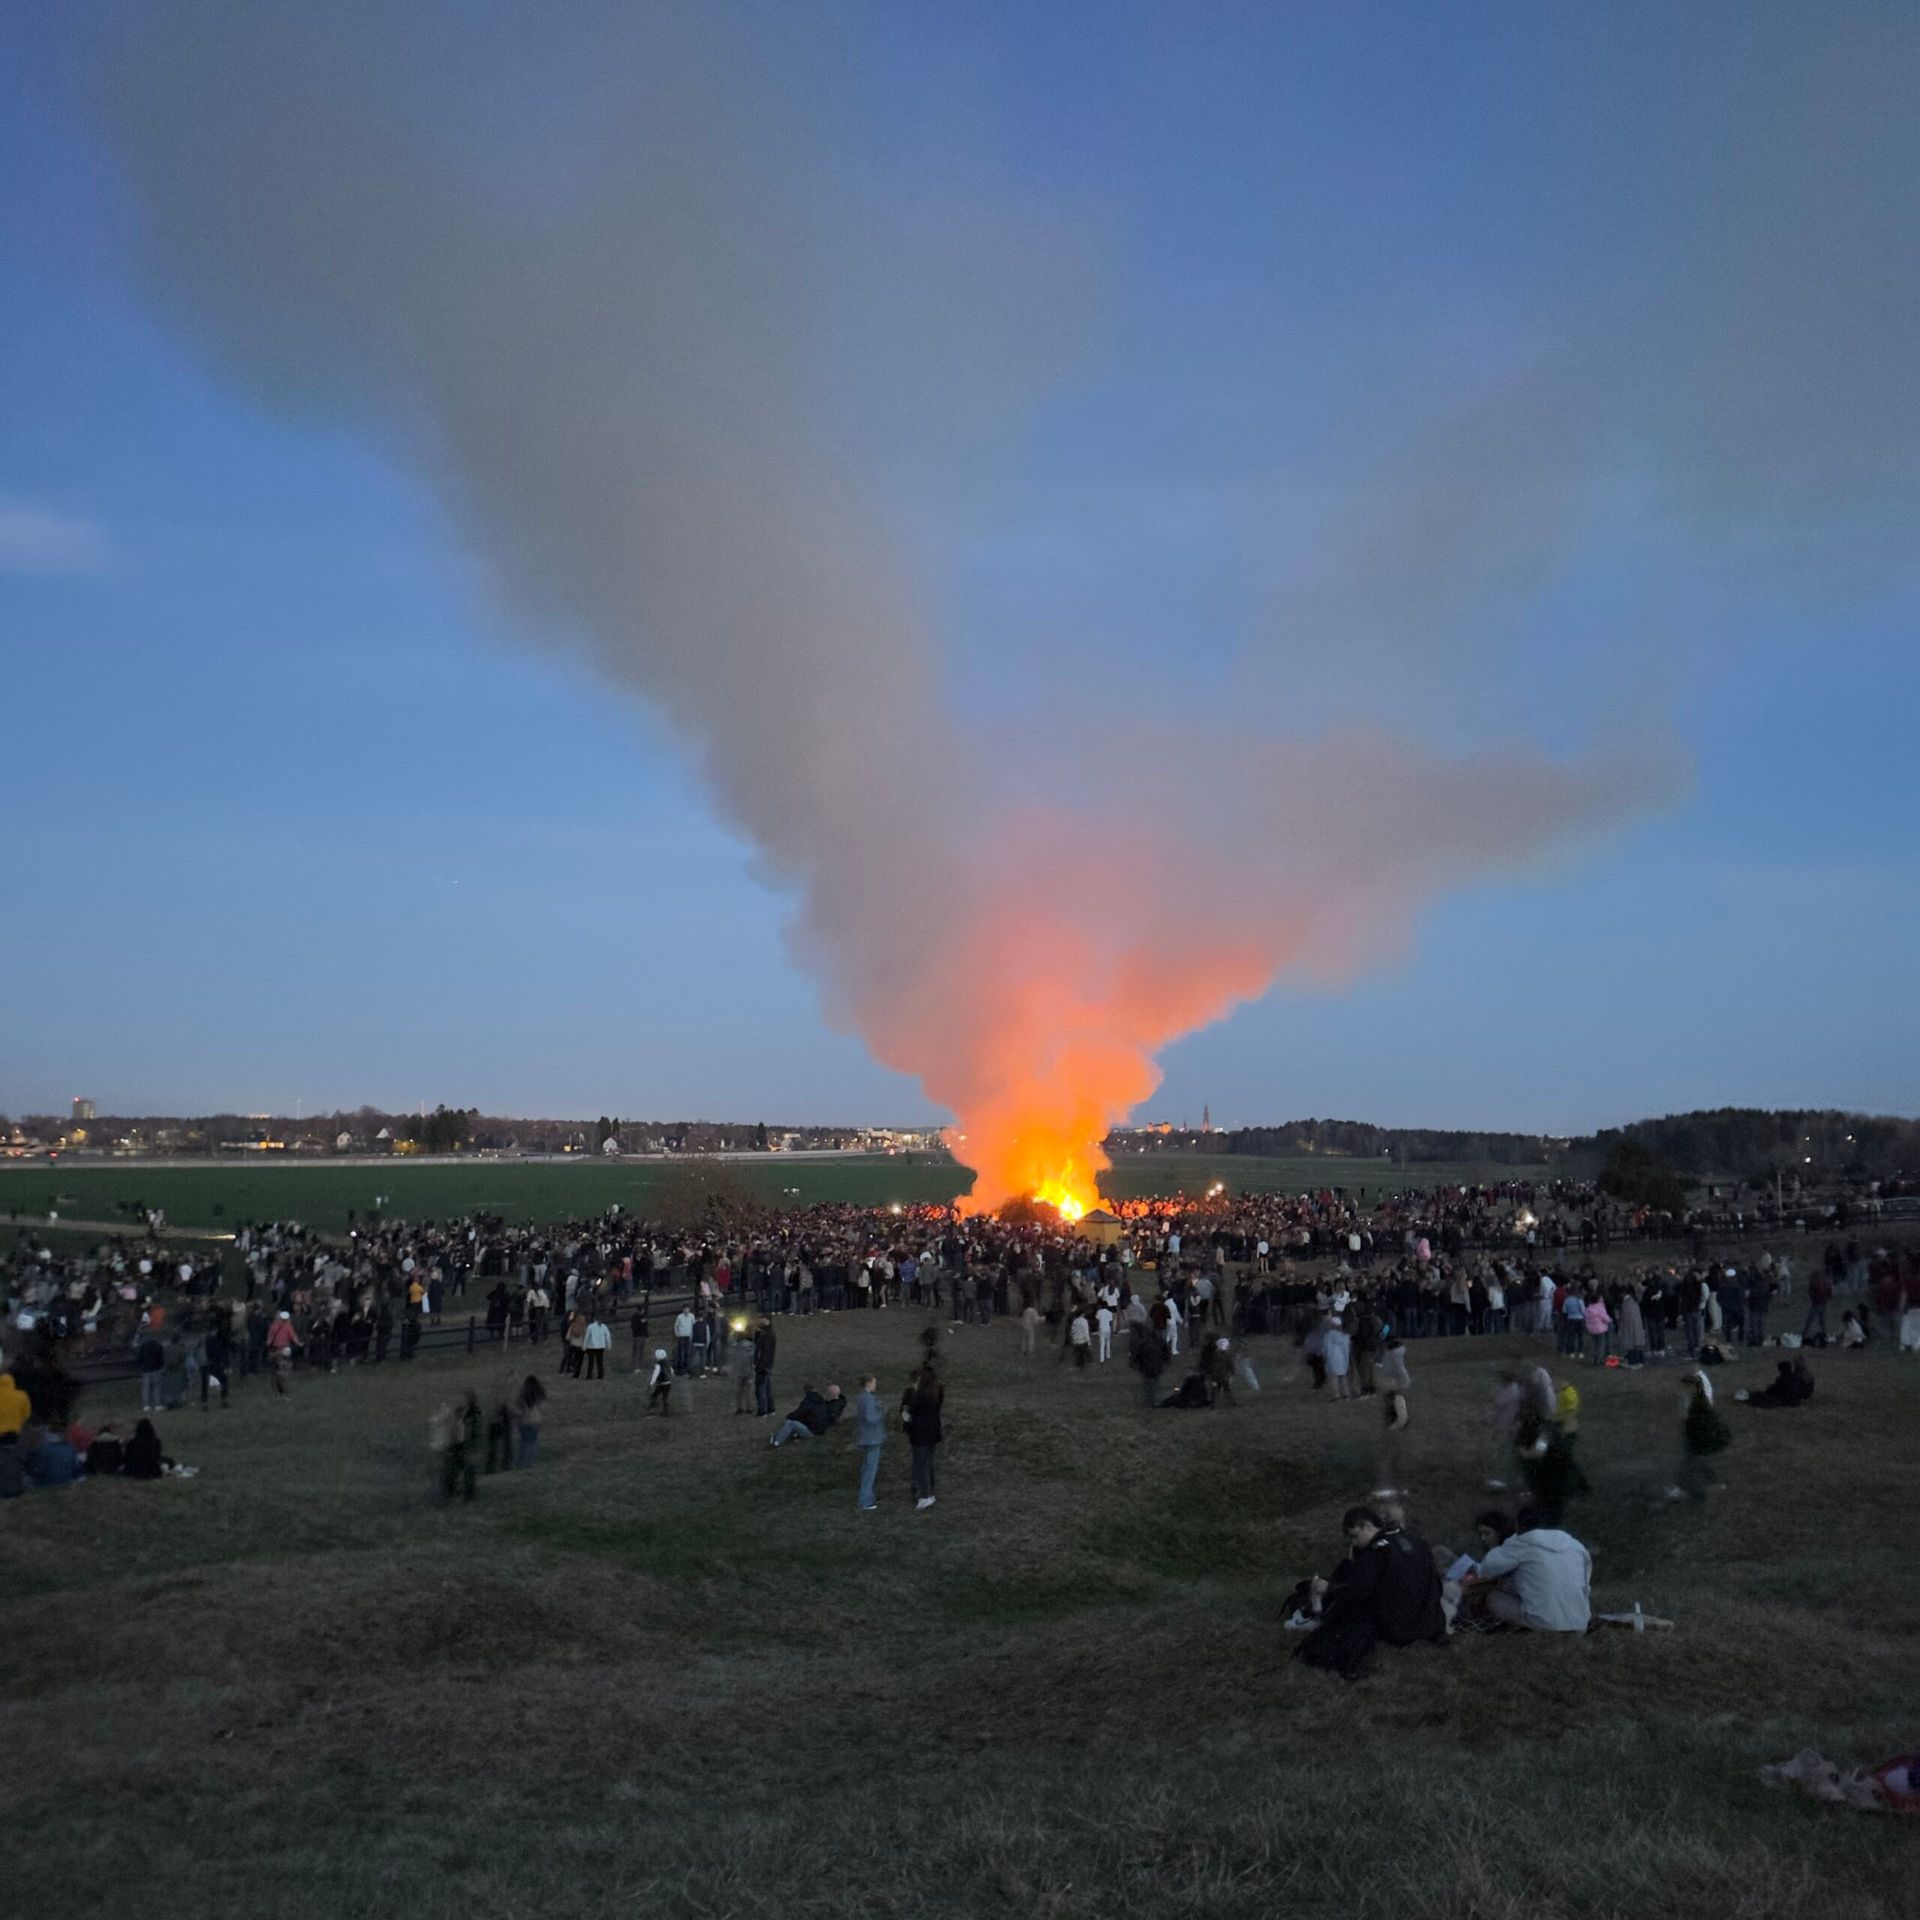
[1452,1506,1592,1633]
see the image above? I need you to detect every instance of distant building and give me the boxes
[72,1097,96,1122]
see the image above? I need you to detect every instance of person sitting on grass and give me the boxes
[1463,1503,1592,1632]
[84,1424,125,1476]
[123,1416,174,1481]
[1737,1356,1814,1409]
[768,1384,845,1447]
[1294,1505,1449,1680]
[1159,1367,1213,1409]
[24,1422,82,1489]
[1441,1510,1515,1630]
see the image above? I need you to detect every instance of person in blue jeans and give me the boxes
[768,1385,845,1447]
[851,1375,885,1511]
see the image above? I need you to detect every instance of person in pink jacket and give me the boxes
[1582,1294,1613,1366]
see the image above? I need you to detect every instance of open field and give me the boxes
[8,1304,1918,1920]
[0,1150,1554,1233]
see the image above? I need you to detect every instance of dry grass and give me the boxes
[7,1292,1920,1919]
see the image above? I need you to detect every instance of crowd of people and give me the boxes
[2,1184,1911,1653]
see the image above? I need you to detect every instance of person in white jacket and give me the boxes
[1469,1506,1592,1631]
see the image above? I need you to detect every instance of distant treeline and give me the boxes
[12,1105,892,1157]
[1595,1108,1920,1183]
[1118,1108,1919,1184]
[13,1103,1916,1184]
[1205,1121,1551,1159]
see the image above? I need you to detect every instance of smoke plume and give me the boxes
[80,4,1710,1207]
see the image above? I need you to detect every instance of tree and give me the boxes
[754,1121,770,1152]
[1598,1139,1687,1216]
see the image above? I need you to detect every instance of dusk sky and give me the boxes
[4,3,1915,1133]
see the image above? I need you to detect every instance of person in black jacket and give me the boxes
[903,1364,944,1509]
[123,1418,171,1480]
[767,1385,844,1447]
[1131,1325,1167,1407]
[201,1322,232,1409]
[752,1320,778,1418]
[1738,1357,1814,1409]
[1296,1507,1448,1680]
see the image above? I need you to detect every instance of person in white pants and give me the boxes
[1095,1303,1114,1362]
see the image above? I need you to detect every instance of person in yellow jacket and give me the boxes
[1555,1378,1581,1436]
[0,1372,32,1438]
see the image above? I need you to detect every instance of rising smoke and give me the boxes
[74,3,1728,1207]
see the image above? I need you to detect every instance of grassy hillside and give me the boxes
[6,1295,1916,1920]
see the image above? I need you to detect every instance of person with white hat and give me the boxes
[645,1348,673,1415]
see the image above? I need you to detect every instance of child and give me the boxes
[645,1348,674,1415]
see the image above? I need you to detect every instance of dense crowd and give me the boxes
[4,1183,1916,1665]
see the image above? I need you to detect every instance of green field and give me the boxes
[7,1295,1915,1920]
[0,1150,1552,1234]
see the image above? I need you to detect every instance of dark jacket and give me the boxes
[753,1327,777,1373]
[124,1422,166,1479]
[903,1377,944,1446]
[1297,1527,1446,1676]
[788,1389,843,1436]
[1367,1527,1448,1646]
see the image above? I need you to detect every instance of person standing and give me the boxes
[1373,1337,1413,1497]
[903,1363,944,1510]
[729,1325,756,1414]
[1803,1267,1833,1343]
[1323,1316,1354,1401]
[1667,1370,1731,1502]
[581,1314,610,1380]
[201,1319,232,1410]
[441,1392,480,1502]
[265,1310,300,1395]
[1131,1324,1166,1406]
[645,1349,674,1415]
[135,1322,166,1411]
[1582,1292,1612,1365]
[851,1374,885,1512]
[752,1319,777,1417]
[672,1305,695,1376]
[516,1375,546,1466]
[1068,1307,1092,1369]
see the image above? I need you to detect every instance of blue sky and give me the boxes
[2,4,1915,1130]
